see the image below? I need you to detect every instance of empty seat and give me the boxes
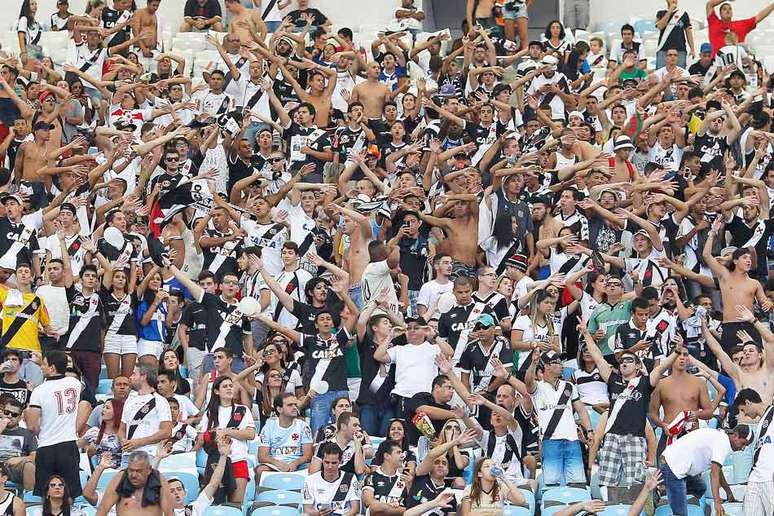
[255,489,302,507]
[655,504,703,516]
[260,473,306,492]
[158,451,197,472]
[204,507,243,516]
[599,505,638,516]
[542,486,591,505]
[250,507,301,516]
[96,378,112,395]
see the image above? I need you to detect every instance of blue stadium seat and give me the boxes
[542,486,591,504]
[599,505,642,516]
[245,477,256,502]
[633,20,657,35]
[77,506,98,516]
[165,471,200,504]
[204,506,243,516]
[655,504,704,516]
[519,488,535,515]
[23,491,42,504]
[260,473,305,492]
[99,367,109,380]
[158,451,197,471]
[541,506,569,516]
[96,470,120,491]
[503,506,532,516]
[255,489,302,507]
[250,507,301,516]
[196,447,208,476]
[96,378,113,395]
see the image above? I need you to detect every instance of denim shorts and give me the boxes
[503,1,528,20]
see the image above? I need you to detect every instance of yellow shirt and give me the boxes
[0,288,49,353]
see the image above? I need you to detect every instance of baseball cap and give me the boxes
[541,350,565,364]
[541,55,558,70]
[59,202,77,215]
[1,194,23,206]
[473,314,496,329]
[38,90,55,103]
[725,424,754,444]
[633,229,653,242]
[568,111,584,121]
[404,315,428,326]
[700,43,712,54]
[33,121,54,131]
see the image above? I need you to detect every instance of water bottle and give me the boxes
[490,465,504,479]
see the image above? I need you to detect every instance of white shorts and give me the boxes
[103,334,138,355]
[137,338,164,359]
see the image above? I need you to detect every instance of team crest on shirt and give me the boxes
[291,433,299,441]
[339,484,348,493]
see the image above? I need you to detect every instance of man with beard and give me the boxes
[525,55,572,121]
[694,100,741,173]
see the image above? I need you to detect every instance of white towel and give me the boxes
[4,289,24,307]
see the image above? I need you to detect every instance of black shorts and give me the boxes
[719,321,761,354]
[34,441,82,497]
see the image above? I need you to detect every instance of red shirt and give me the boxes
[707,11,756,57]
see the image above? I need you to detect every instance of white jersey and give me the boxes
[647,141,683,172]
[531,379,581,441]
[750,405,774,483]
[361,260,399,313]
[121,392,172,456]
[29,376,82,447]
[199,405,254,462]
[302,471,361,514]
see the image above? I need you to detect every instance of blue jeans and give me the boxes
[310,389,350,436]
[661,461,706,515]
[348,284,364,310]
[542,439,587,486]
[202,354,246,374]
[265,21,281,33]
[359,402,396,436]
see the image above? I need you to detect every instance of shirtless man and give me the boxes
[14,121,51,185]
[328,203,371,309]
[419,193,480,279]
[132,0,161,59]
[96,450,173,516]
[224,0,267,46]
[704,217,772,351]
[466,0,496,33]
[648,346,715,460]
[351,62,392,119]
[609,134,640,183]
[279,60,337,127]
[704,305,774,403]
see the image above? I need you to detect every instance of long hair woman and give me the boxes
[511,289,561,377]
[433,419,470,489]
[371,418,417,479]
[40,474,78,516]
[160,349,191,396]
[460,458,526,515]
[79,398,124,468]
[0,463,24,516]
[95,240,139,379]
[542,20,571,57]
[135,265,167,368]
[197,376,256,503]
[481,214,526,274]
[17,0,43,62]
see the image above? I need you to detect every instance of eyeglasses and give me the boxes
[48,483,64,488]
[2,410,20,417]
[263,348,277,356]
[607,282,623,287]
[221,279,238,285]
[271,339,288,345]
[268,157,284,163]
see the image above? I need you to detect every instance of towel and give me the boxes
[116,468,162,507]
[4,289,23,307]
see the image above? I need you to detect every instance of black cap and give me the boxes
[404,316,428,326]
[59,202,77,214]
[33,121,54,131]
[528,40,544,49]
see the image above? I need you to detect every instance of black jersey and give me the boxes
[99,288,137,337]
[62,287,106,352]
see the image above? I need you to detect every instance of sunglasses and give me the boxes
[164,157,179,162]
[268,157,284,163]
[263,348,277,356]
[49,483,64,488]
[620,357,636,364]
[2,410,20,417]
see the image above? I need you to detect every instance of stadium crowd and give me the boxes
[0,0,773,514]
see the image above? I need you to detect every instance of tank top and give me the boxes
[555,150,577,170]
[0,491,15,516]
